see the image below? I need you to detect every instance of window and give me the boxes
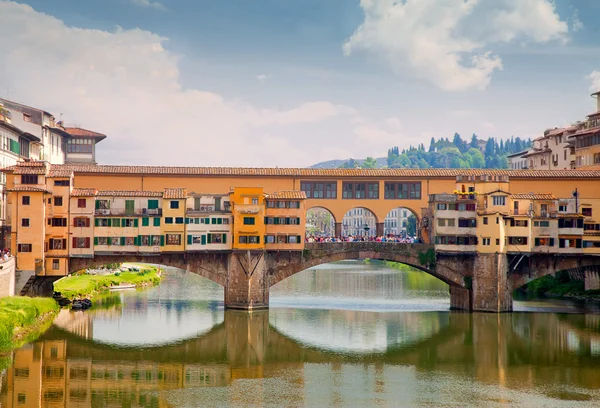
[73,238,90,248]
[277,201,286,208]
[153,217,161,226]
[265,235,275,243]
[239,235,260,244]
[152,236,161,246]
[97,237,108,245]
[582,208,592,217]
[483,217,488,225]
[559,205,567,212]
[54,180,70,186]
[457,203,476,211]
[208,234,225,244]
[482,238,491,246]
[165,217,173,224]
[21,218,29,227]
[142,217,149,227]
[243,217,255,225]
[148,199,159,209]
[239,236,248,244]
[122,219,135,227]
[49,238,67,250]
[534,237,554,246]
[52,196,63,206]
[492,196,506,206]
[559,218,584,229]
[300,181,337,199]
[17,244,31,253]
[277,235,287,244]
[383,182,421,199]
[175,217,184,224]
[66,138,93,153]
[21,175,38,184]
[436,203,447,210]
[76,198,86,208]
[288,235,300,243]
[251,197,259,205]
[22,195,30,205]
[168,200,180,209]
[125,237,135,246]
[23,113,32,122]
[74,217,90,227]
[508,237,528,245]
[496,217,499,224]
[496,238,500,245]
[289,217,300,225]
[510,220,528,227]
[96,200,110,209]
[49,218,68,227]
[111,237,120,246]
[266,200,276,208]
[52,259,60,270]
[534,220,550,227]
[458,218,477,228]
[96,218,110,227]
[368,183,379,199]
[289,201,300,209]
[166,234,181,245]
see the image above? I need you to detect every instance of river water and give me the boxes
[1,261,600,407]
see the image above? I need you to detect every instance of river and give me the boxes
[1,261,600,407]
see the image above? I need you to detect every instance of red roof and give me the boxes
[64,127,106,141]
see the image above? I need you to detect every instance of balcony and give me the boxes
[94,208,162,217]
[187,204,231,214]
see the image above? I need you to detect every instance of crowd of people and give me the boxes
[305,235,421,243]
[0,249,11,261]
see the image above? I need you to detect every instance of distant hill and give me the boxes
[310,157,387,169]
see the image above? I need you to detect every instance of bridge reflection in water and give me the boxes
[1,311,600,407]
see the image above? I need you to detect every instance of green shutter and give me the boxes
[534,238,540,246]
[195,218,200,224]
[134,236,139,246]
[185,218,190,224]
[95,200,100,209]
[297,235,301,243]
[274,218,279,225]
[94,237,98,245]
[222,234,227,244]
[205,218,210,224]
[207,233,212,243]
[217,218,222,225]
[120,237,125,246]
[125,200,135,214]
[160,235,165,246]
[187,235,192,245]
[286,217,290,225]
[550,238,555,246]
[211,218,216,225]
[201,235,206,245]
[142,217,149,227]
[134,219,139,228]
[113,218,120,227]
[95,218,99,227]
[148,199,158,209]
[153,217,160,226]
[215,197,221,211]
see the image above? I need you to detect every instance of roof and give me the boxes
[265,190,307,200]
[96,190,163,197]
[47,168,73,178]
[7,186,51,193]
[71,188,97,197]
[0,121,40,142]
[12,161,47,175]
[507,150,529,158]
[164,188,187,199]
[510,193,556,200]
[568,126,600,138]
[8,164,600,179]
[64,127,107,141]
[486,189,511,195]
[522,149,551,158]
[558,213,586,218]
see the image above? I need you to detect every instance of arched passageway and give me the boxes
[383,207,420,239]
[306,207,336,237]
[341,207,378,238]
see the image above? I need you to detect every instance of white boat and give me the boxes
[109,283,136,291]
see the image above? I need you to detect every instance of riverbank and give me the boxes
[54,265,162,300]
[517,271,600,302]
[0,297,59,352]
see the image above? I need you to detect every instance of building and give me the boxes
[0,98,106,249]
[570,90,600,169]
[185,193,232,250]
[507,150,529,170]
[265,191,306,250]
[230,187,265,250]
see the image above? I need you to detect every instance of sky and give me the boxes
[0,0,599,167]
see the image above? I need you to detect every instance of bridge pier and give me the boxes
[376,222,384,237]
[335,222,342,237]
[470,253,512,312]
[585,268,600,291]
[224,251,269,310]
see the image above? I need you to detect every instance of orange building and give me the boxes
[265,191,306,251]
[230,187,265,250]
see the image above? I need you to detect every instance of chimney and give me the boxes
[593,91,600,113]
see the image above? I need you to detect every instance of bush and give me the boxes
[0,297,59,351]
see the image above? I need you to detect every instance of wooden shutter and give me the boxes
[120,237,125,246]
[185,218,190,224]
[207,233,212,243]
[95,218,99,227]
[154,217,160,226]
[549,238,555,246]
[72,237,77,248]
[134,236,139,246]
[142,217,149,227]
[95,200,100,209]
[62,239,67,249]
[134,219,139,228]
[94,237,98,246]
[85,237,90,248]
[201,235,206,245]
[160,235,165,246]
[113,218,120,227]
[86,218,91,227]
[211,218,216,225]
[187,235,192,245]
[286,217,290,225]
[222,234,227,244]
[217,218,222,225]
[205,218,210,224]
[534,238,540,246]
[195,218,200,224]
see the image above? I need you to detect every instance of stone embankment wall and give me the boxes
[0,257,16,297]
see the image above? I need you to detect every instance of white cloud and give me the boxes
[344,0,569,91]
[256,73,270,83]
[131,0,165,10]
[0,1,394,167]
[589,71,600,92]
[570,8,583,32]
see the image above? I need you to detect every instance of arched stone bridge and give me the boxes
[69,242,600,313]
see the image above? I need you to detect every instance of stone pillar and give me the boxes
[225,251,269,310]
[471,253,512,312]
[225,310,268,370]
[585,269,600,291]
[334,222,342,237]
[376,222,384,237]
[449,286,471,311]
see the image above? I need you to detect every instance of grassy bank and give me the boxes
[0,297,59,352]
[54,266,162,299]
[517,271,600,301]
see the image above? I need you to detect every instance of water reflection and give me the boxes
[2,311,600,407]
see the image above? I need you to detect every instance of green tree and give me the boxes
[466,148,485,168]
[361,156,377,169]
[428,137,436,152]
[406,215,417,237]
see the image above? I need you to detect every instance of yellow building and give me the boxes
[264,191,307,250]
[185,193,232,250]
[162,188,187,252]
[230,187,265,250]
[69,188,96,259]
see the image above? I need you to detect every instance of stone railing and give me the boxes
[0,256,15,297]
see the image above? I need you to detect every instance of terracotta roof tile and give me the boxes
[510,193,556,200]
[265,190,307,200]
[10,161,47,175]
[163,188,187,199]
[64,127,107,140]
[584,231,600,236]
[48,168,73,178]
[44,164,600,179]
[7,186,51,193]
[558,213,586,218]
[71,188,97,197]
[96,190,163,197]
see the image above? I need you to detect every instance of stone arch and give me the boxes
[269,242,465,289]
[68,253,228,287]
[382,206,421,237]
[341,206,379,237]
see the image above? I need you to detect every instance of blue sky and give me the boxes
[0,0,599,166]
